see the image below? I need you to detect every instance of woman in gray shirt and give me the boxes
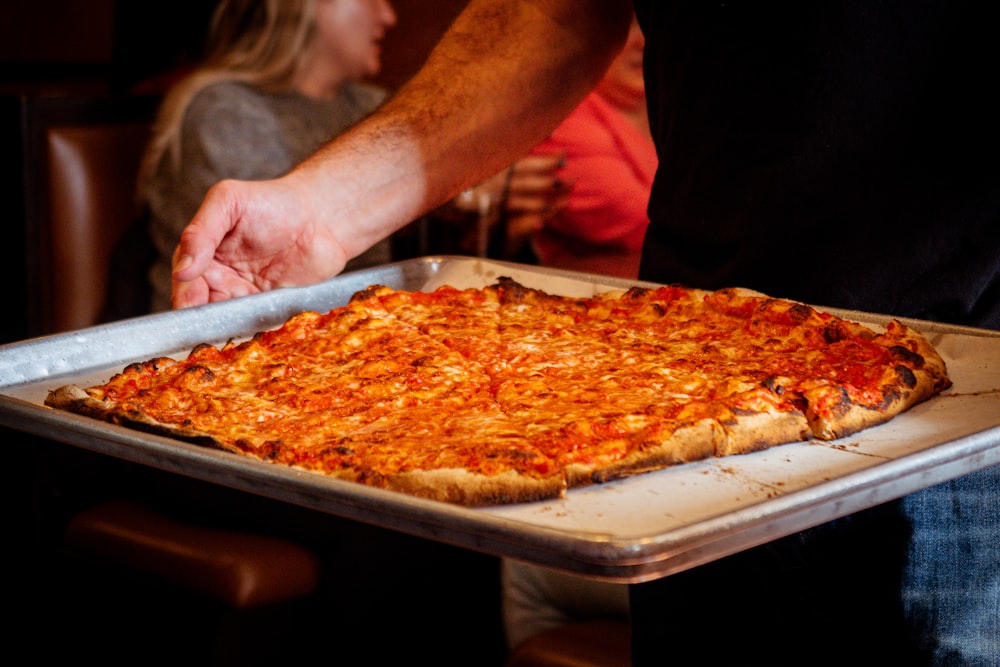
[140,0,396,312]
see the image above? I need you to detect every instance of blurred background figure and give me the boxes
[418,152,570,262]
[510,13,655,278]
[139,0,568,313]
[139,0,398,312]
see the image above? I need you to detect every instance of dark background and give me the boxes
[0,0,468,343]
[0,1,466,94]
[2,4,517,666]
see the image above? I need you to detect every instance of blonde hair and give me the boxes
[138,0,317,195]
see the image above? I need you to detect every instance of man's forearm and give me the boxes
[292,0,631,259]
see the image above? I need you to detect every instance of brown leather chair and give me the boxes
[20,94,160,336]
[19,94,321,661]
[44,120,151,332]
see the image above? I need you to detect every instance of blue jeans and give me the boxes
[902,464,1000,666]
[630,466,999,665]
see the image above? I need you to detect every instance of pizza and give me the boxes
[45,277,952,506]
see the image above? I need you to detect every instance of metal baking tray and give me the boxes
[3,256,999,582]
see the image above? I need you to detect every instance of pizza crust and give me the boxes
[802,321,952,440]
[382,468,567,506]
[46,384,222,447]
[719,409,811,456]
[563,417,722,487]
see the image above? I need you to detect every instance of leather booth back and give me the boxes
[17,95,159,337]
[46,122,151,333]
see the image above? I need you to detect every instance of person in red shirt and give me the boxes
[525,13,655,278]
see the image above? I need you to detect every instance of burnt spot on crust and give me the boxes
[180,364,216,382]
[254,439,329,466]
[495,276,528,302]
[812,385,852,416]
[877,386,904,411]
[108,410,218,448]
[123,357,172,374]
[761,376,786,395]
[122,407,147,422]
[889,345,924,367]
[823,323,848,344]
[506,448,544,461]
[497,277,588,308]
[302,443,357,467]
[356,469,386,486]
[786,302,814,324]
[588,468,625,484]
[350,284,391,302]
[238,437,266,454]
[624,286,652,299]
[894,364,918,389]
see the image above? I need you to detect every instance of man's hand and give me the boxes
[171,176,349,309]
[169,0,630,310]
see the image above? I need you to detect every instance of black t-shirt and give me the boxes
[633,0,1000,329]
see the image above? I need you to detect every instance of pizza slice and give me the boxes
[299,393,566,505]
[487,280,726,485]
[353,282,505,375]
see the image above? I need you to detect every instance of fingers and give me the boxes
[170,175,355,309]
[172,180,243,283]
[505,152,572,219]
[170,179,264,309]
[511,151,567,175]
[505,178,571,215]
[506,211,548,237]
[508,171,573,197]
[171,257,260,310]
[171,266,208,310]
[505,191,569,218]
